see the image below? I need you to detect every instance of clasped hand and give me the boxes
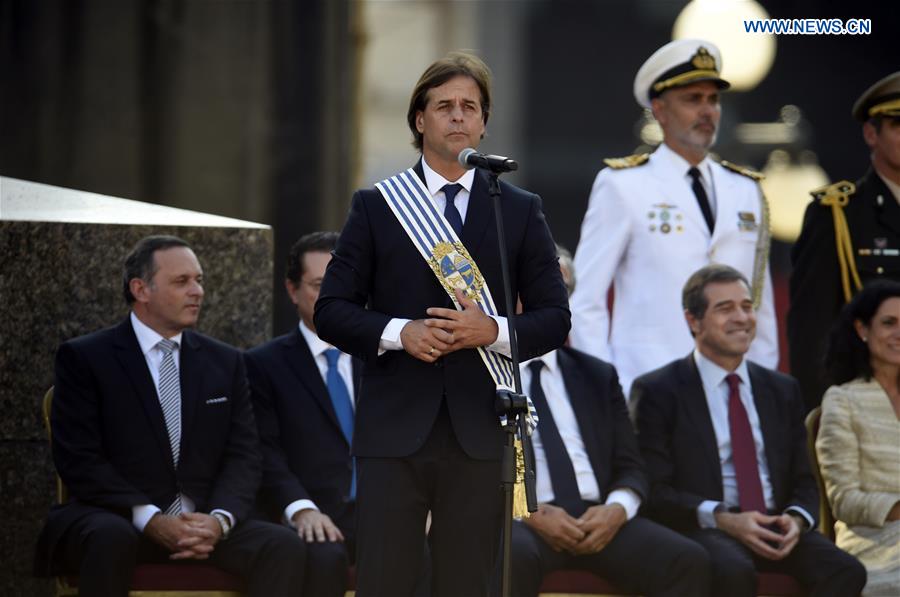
[714,510,800,560]
[401,289,499,362]
[144,512,222,560]
[525,503,627,555]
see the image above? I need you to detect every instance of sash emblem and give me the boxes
[431,242,485,300]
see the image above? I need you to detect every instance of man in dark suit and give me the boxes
[633,264,865,596]
[34,235,305,597]
[315,51,570,596]
[789,71,900,412]
[509,246,709,597]
[245,231,360,597]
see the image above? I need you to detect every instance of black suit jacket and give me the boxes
[244,329,360,526]
[314,162,570,460]
[632,354,818,532]
[788,168,900,411]
[552,347,647,501]
[35,317,261,574]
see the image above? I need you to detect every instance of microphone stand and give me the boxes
[486,169,538,597]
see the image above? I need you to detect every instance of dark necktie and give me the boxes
[442,183,464,236]
[528,360,583,516]
[324,348,356,499]
[688,167,715,233]
[726,373,766,513]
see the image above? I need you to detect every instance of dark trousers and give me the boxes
[685,528,867,597]
[58,511,306,597]
[354,401,501,597]
[510,515,710,597]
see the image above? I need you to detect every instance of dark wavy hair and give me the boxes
[824,279,900,385]
[406,51,492,151]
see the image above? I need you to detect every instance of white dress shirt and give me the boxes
[657,142,718,218]
[520,350,640,519]
[284,321,355,526]
[129,312,234,531]
[693,349,813,529]
[379,157,511,356]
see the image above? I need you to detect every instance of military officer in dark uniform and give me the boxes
[788,71,900,412]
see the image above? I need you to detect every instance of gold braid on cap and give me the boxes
[812,181,861,303]
[869,98,900,117]
[652,47,720,93]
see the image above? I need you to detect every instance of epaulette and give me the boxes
[603,153,650,169]
[810,180,856,207]
[720,160,765,181]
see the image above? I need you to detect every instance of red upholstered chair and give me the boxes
[42,387,243,597]
[535,569,802,596]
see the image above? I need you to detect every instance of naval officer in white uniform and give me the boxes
[570,39,778,396]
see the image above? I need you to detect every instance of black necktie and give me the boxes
[528,360,583,516]
[442,183,464,236]
[688,167,715,233]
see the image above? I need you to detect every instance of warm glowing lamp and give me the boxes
[673,0,776,91]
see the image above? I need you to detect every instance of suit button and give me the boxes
[877,266,884,274]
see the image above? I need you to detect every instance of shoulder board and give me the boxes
[719,160,764,181]
[603,153,650,169]
[810,180,856,206]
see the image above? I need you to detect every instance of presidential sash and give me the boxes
[375,167,538,432]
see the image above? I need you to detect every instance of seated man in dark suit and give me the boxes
[509,246,709,597]
[633,264,866,597]
[34,235,305,597]
[244,232,359,597]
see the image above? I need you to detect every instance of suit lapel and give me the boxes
[282,330,345,439]
[113,319,176,468]
[747,363,780,493]
[557,350,604,481]
[178,331,202,459]
[679,355,723,490]
[462,169,494,253]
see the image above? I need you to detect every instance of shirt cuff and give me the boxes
[784,506,815,532]
[486,315,510,357]
[132,504,162,532]
[379,318,410,355]
[697,500,724,529]
[605,488,641,520]
[210,509,235,528]
[284,500,319,528]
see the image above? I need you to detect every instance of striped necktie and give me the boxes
[157,338,183,514]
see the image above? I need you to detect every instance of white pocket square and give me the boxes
[205,396,228,404]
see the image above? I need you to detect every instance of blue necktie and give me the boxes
[528,360,584,516]
[324,348,356,499]
[442,183,464,236]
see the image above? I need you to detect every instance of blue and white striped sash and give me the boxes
[375,168,537,431]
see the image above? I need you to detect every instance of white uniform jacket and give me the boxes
[570,143,778,396]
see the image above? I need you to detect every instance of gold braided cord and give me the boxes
[751,189,772,310]
[512,439,530,519]
[813,181,861,303]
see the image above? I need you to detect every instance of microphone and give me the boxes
[458,148,518,173]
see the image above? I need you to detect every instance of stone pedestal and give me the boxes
[0,177,273,596]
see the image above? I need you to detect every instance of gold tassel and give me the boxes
[513,438,531,519]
